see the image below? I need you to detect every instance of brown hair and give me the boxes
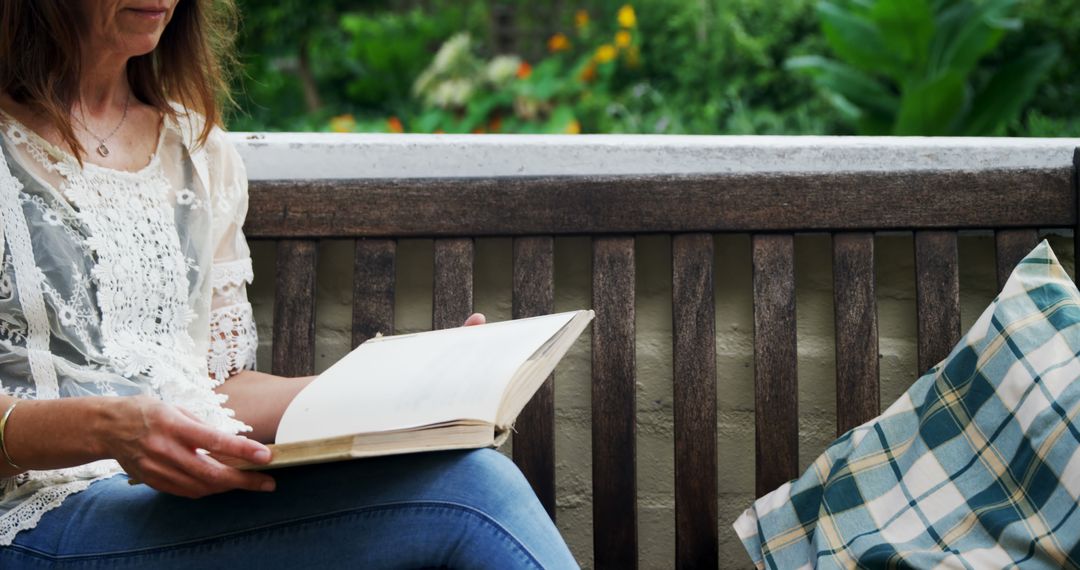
[0,0,238,158]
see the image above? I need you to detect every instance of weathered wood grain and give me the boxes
[432,238,474,330]
[272,240,318,377]
[915,231,961,375]
[671,233,718,569]
[245,168,1073,238]
[752,234,798,498]
[995,230,1039,291]
[511,236,556,520]
[592,236,637,569]
[832,233,879,436]
[352,239,396,348]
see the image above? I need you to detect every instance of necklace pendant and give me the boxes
[95,143,109,158]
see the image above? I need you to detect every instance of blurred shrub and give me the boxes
[1005,0,1080,136]
[789,0,1060,136]
[402,6,645,134]
[229,0,484,131]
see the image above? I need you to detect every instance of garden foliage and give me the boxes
[788,0,1061,135]
[229,0,1077,137]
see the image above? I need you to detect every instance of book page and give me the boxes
[276,311,580,444]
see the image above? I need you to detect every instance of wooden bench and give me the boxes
[242,148,1079,569]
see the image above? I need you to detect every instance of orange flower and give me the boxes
[564,119,581,134]
[548,33,570,53]
[387,116,404,133]
[329,113,356,133]
[595,44,617,64]
[516,61,533,79]
[617,4,637,28]
[615,30,631,49]
[575,9,589,29]
[489,115,503,133]
[471,126,487,134]
[579,61,597,82]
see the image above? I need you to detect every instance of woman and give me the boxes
[0,1,579,568]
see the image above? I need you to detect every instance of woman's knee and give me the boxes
[436,449,534,494]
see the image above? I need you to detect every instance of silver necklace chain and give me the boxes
[72,93,131,158]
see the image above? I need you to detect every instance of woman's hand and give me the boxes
[463,313,486,327]
[100,396,275,498]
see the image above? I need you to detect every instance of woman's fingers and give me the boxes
[112,399,275,497]
[463,313,486,327]
[174,409,271,465]
[165,410,276,494]
[165,441,275,495]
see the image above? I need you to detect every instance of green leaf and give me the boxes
[928,0,1017,76]
[960,43,1062,135]
[868,0,935,73]
[817,2,902,78]
[786,56,898,119]
[895,71,968,135]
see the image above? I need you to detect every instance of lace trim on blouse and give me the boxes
[0,461,122,546]
[208,301,257,384]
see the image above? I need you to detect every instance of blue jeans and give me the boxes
[0,449,579,569]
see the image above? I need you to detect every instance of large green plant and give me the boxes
[788,0,1060,135]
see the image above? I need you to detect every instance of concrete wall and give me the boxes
[233,135,1079,569]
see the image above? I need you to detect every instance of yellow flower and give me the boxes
[329,114,356,133]
[575,9,589,29]
[548,33,570,53]
[564,119,581,134]
[615,30,631,49]
[595,44,617,64]
[617,4,637,28]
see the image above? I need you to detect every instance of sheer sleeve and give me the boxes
[205,133,258,384]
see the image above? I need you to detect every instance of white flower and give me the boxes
[486,55,522,85]
[7,126,25,144]
[58,305,77,326]
[432,34,471,73]
[42,211,62,226]
[176,189,195,205]
[432,79,475,108]
[211,335,229,354]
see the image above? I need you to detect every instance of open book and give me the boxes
[226,310,593,470]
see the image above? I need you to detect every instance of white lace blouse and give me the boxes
[0,108,258,545]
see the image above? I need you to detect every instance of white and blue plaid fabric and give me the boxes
[734,241,1080,568]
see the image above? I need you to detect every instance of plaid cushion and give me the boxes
[733,240,1080,569]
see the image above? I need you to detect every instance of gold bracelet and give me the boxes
[0,402,22,470]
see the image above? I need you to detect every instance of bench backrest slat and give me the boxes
[272,239,318,377]
[591,236,638,569]
[432,238,474,330]
[671,233,719,570]
[511,236,557,519]
[914,231,962,374]
[751,234,799,497]
[833,232,881,436]
[995,230,1041,291]
[351,239,396,348]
